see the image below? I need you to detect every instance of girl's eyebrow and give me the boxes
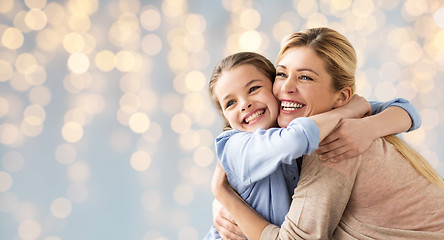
[276,64,319,76]
[221,79,263,101]
[245,79,262,87]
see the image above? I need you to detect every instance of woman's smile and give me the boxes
[280,100,305,113]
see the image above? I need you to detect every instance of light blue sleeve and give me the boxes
[369,98,421,132]
[216,117,320,185]
[203,226,221,240]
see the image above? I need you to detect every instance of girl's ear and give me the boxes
[333,86,352,108]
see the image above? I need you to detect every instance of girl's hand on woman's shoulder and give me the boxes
[342,94,371,119]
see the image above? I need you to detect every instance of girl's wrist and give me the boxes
[360,116,379,140]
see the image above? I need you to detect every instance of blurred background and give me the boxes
[0,0,443,239]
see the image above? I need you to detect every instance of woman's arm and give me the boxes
[316,98,421,161]
[213,154,357,240]
[212,162,270,240]
[211,199,246,240]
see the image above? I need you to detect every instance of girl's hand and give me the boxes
[316,118,375,162]
[341,94,371,119]
[212,200,246,240]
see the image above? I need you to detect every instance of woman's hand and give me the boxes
[212,200,246,240]
[211,162,230,198]
[316,118,375,162]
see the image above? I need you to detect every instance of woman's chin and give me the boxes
[277,116,292,128]
[278,111,306,127]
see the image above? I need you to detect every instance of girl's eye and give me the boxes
[299,75,313,81]
[226,100,236,109]
[249,86,260,94]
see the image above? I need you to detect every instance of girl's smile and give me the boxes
[243,108,266,125]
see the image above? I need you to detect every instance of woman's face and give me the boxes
[214,64,279,132]
[273,46,341,128]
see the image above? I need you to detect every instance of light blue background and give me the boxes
[1,0,443,239]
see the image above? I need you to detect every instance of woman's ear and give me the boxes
[333,86,352,108]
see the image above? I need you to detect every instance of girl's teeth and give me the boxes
[245,109,264,124]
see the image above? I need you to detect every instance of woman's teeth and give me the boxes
[281,101,304,111]
[245,109,265,124]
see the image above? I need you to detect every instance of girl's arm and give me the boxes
[219,95,369,185]
[316,98,421,161]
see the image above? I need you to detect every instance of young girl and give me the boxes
[205,51,421,239]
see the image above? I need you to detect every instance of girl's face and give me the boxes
[214,64,279,132]
[273,46,342,128]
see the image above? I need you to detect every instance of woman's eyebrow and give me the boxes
[297,68,319,76]
[276,64,319,76]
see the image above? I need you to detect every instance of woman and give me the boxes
[212,27,444,239]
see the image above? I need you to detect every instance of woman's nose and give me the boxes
[281,78,297,94]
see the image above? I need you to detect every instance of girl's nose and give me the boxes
[241,102,252,111]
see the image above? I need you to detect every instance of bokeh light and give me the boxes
[130,150,152,171]
[50,197,72,219]
[18,219,41,240]
[1,1,443,239]
[61,121,83,143]
[129,112,150,133]
[67,161,90,183]
[2,151,25,172]
[0,171,13,192]
[24,8,48,30]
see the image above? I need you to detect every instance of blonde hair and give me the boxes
[209,52,276,131]
[384,135,444,188]
[280,27,444,188]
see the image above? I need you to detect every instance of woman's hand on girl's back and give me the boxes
[212,199,246,240]
[211,163,246,239]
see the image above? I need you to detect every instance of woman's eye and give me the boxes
[249,86,260,93]
[276,72,287,78]
[300,75,313,81]
[226,100,236,108]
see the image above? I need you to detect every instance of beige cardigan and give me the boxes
[261,137,444,240]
